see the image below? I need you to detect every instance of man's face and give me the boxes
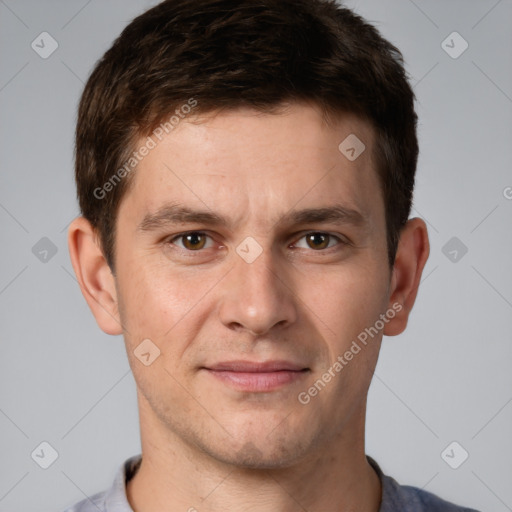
[114,103,392,467]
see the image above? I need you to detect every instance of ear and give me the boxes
[67,217,123,335]
[383,217,430,337]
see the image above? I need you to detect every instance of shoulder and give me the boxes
[60,489,107,512]
[59,454,141,512]
[367,456,482,512]
[384,477,481,512]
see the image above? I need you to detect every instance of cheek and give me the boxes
[117,263,167,334]
[303,262,388,342]
[303,264,387,398]
[115,256,218,346]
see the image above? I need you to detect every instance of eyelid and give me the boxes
[290,231,347,250]
[167,231,217,250]
[166,230,348,252]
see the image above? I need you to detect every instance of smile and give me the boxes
[202,360,310,392]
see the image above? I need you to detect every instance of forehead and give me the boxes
[120,103,382,232]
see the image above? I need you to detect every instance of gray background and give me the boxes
[1,0,511,511]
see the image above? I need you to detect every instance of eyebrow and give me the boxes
[137,202,368,233]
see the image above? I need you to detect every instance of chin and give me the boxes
[202,430,315,470]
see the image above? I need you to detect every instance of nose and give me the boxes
[218,246,298,336]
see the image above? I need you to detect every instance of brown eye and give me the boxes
[293,232,343,251]
[172,232,211,251]
[306,233,331,250]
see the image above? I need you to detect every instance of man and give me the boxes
[64,0,480,510]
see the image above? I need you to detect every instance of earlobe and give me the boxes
[67,217,124,336]
[383,217,430,337]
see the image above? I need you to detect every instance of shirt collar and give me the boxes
[103,454,141,512]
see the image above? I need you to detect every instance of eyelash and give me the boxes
[166,231,348,253]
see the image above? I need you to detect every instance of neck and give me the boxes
[127,396,381,512]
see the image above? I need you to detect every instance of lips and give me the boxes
[207,360,308,372]
[202,360,310,392]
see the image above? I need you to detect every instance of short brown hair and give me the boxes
[75,0,418,271]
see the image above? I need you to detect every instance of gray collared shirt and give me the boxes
[62,454,481,512]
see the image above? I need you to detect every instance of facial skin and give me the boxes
[69,102,429,511]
